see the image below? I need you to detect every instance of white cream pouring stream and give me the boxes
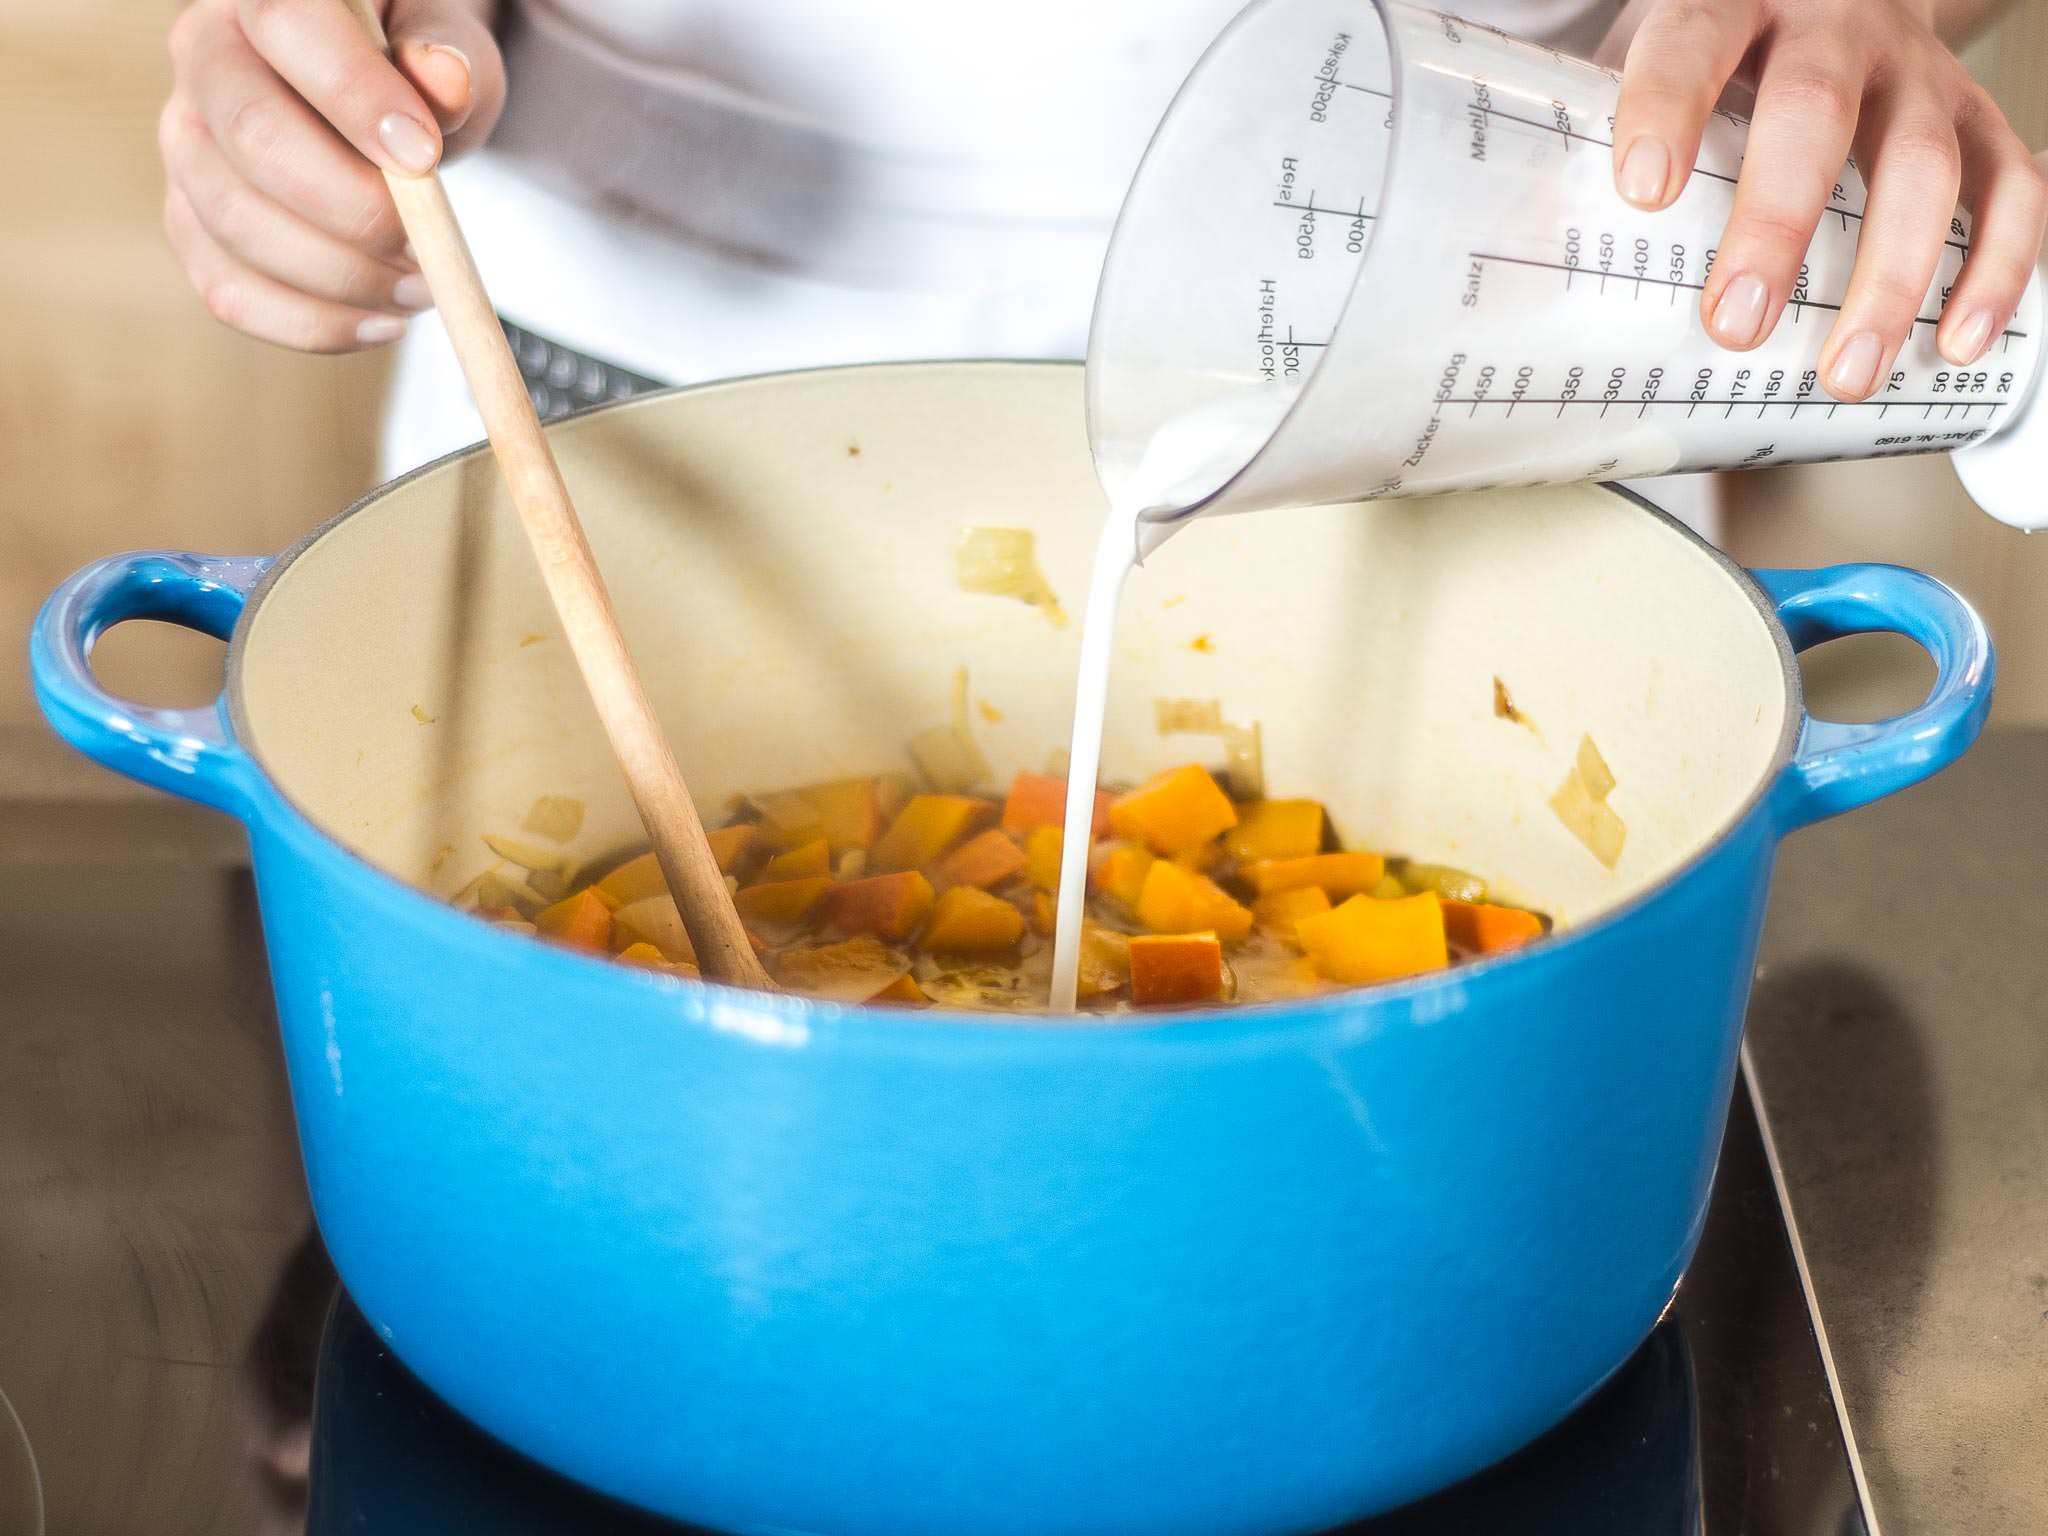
[1047,391,1295,1011]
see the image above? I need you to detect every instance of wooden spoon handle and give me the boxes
[342,4,772,989]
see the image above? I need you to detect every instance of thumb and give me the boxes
[386,0,507,159]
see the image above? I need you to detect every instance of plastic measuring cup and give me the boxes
[1088,0,2048,531]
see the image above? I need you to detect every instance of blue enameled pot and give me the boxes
[31,363,1988,1534]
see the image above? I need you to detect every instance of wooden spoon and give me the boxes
[340,1,772,990]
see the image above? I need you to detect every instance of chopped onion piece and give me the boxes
[1154,698,1223,733]
[1575,734,1617,802]
[521,794,586,842]
[956,526,1066,625]
[482,832,570,872]
[1549,771,1626,869]
[909,665,992,792]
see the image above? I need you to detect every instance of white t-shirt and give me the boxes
[383,0,1720,534]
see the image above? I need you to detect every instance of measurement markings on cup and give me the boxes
[1465,250,2030,348]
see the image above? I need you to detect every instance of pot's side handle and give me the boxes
[1753,563,1994,831]
[29,551,271,818]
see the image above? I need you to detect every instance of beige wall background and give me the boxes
[1,0,2045,732]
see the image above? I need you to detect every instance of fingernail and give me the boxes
[1618,138,1670,207]
[357,315,407,345]
[1710,274,1769,348]
[401,242,418,264]
[376,113,439,175]
[1948,309,1995,365]
[392,273,432,311]
[1828,332,1883,398]
[421,41,473,84]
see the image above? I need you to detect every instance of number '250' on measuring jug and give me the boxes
[1088,0,2048,531]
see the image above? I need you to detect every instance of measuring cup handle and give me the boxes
[1754,564,1993,831]
[30,551,271,818]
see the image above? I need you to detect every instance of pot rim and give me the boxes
[222,358,1805,1038]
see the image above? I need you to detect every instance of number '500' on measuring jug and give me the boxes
[1088,0,2048,532]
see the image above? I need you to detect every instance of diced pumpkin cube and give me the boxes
[1001,771,1114,837]
[1243,851,1387,900]
[734,876,834,925]
[1109,764,1239,855]
[1443,899,1544,955]
[935,827,1028,890]
[871,795,990,873]
[1024,825,1065,892]
[594,851,665,906]
[533,887,613,952]
[1093,843,1154,908]
[706,825,759,874]
[598,833,753,907]
[1078,922,1133,998]
[1170,841,1225,874]
[1128,933,1225,1006]
[1223,799,1327,863]
[761,837,832,882]
[610,895,696,962]
[793,777,887,853]
[1252,885,1332,941]
[749,789,825,850]
[870,972,929,1006]
[1030,889,1056,935]
[617,941,675,970]
[920,886,1026,953]
[1133,859,1253,939]
[775,935,910,1002]
[824,871,936,940]
[1297,892,1448,984]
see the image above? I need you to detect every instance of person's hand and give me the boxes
[160,0,506,353]
[1600,0,2046,399]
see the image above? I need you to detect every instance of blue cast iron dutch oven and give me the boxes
[32,362,1988,1534]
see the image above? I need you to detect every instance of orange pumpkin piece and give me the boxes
[1443,899,1544,955]
[792,777,887,853]
[1297,892,1448,984]
[1252,885,1332,941]
[870,972,930,1006]
[871,795,990,873]
[1133,858,1254,939]
[1243,851,1387,900]
[706,825,759,874]
[775,935,910,1001]
[734,876,834,925]
[1024,825,1065,892]
[1001,771,1114,837]
[1223,799,1327,863]
[920,886,1026,953]
[533,887,613,952]
[1109,763,1239,855]
[599,831,755,906]
[935,828,1028,890]
[824,870,936,940]
[761,837,832,882]
[618,941,674,969]
[1128,933,1225,1005]
[1093,843,1154,908]
[595,852,665,906]
[1030,889,1056,935]
[749,790,826,850]
[610,895,696,963]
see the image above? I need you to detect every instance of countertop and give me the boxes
[3,722,2045,1533]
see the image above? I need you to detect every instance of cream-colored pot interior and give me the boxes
[237,362,1788,936]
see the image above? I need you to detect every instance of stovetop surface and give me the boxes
[1,854,1866,1536]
